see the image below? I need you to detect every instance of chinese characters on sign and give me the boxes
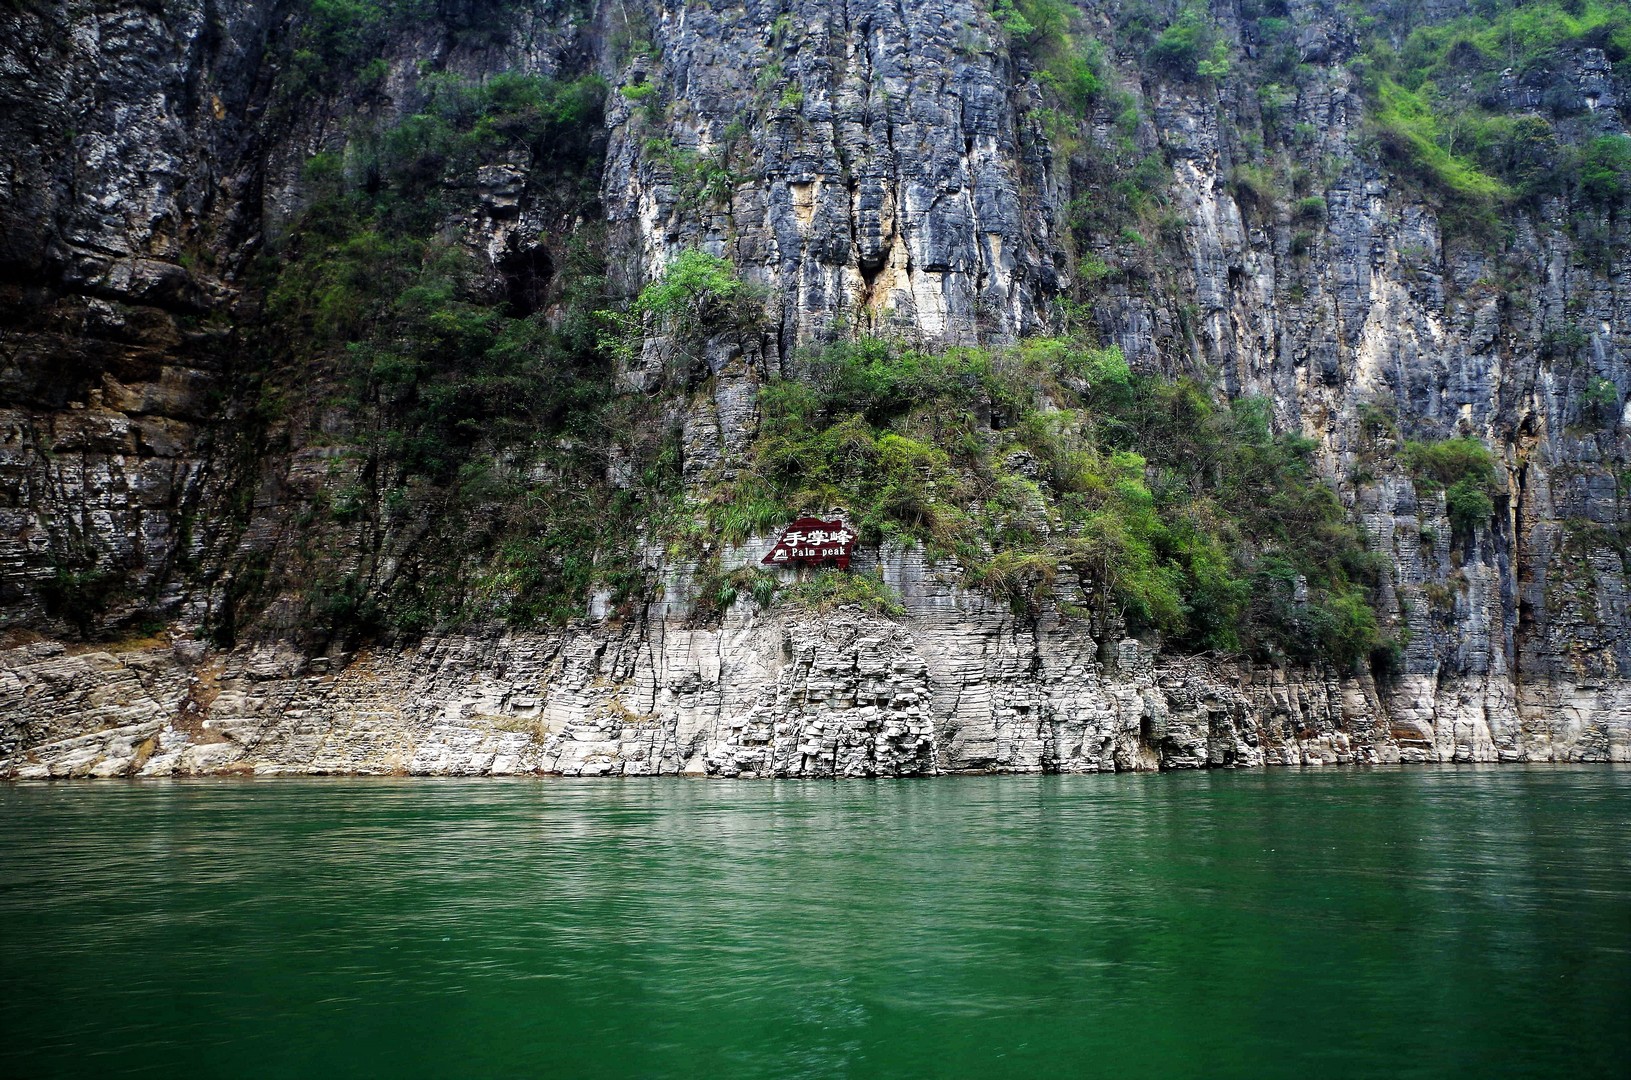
[762,518,858,569]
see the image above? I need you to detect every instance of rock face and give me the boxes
[6,581,1624,779]
[605,0,1059,345]
[2,0,1628,776]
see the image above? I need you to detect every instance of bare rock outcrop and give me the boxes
[1,0,1627,776]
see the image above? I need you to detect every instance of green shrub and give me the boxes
[1148,6,1231,81]
[1578,135,1631,202]
[287,0,566,96]
[996,0,1105,118]
[1351,1,1631,228]
[1075,255,1114,284]
[644,141,739,214]
[1403,437,1502,539]
[257,64,634,640]
[1230,163,1278,213]
[291,0,386,90]
[1369,78,1508,206]
[1580,376,1621,425]
[1387,0,1631,88]
[1464,114,1561,200]
[718,336,1382,668]
[992,0,1034,37]
[1403,436,1499,489]
[1445,479,1496,538]
[632,250,764,343]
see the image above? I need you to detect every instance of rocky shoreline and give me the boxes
[7,600,1625,780]
[3,0,1626,770]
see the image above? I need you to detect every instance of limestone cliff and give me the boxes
[2,0,1627,777]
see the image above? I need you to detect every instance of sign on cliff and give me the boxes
[762,518,857,569]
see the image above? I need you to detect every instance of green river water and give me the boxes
[0,767,1627,1078]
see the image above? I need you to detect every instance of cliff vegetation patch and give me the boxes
[692,335,1390,671]
[241,64,635,643]
[1353,0,1631,233]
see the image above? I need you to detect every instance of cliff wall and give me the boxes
[2,0,1627,776]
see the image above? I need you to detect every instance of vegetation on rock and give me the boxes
[245,66,636,643]
[997,0,1107,117]
[182,0,1566,677]
[1403,437,1503,540]
[629,250,766,347]
[687,335,1389,670]
[1352,0,1631,230]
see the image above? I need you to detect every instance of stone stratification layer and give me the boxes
[1,0,1627,775]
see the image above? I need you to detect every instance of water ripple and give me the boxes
[1,767,1627,1078]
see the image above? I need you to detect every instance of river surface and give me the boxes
[1,767,1627,1078]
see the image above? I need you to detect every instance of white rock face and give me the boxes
[1,0,1627,780]
[6,575,1626,778]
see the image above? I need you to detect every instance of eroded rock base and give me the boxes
[6,609,1626,779]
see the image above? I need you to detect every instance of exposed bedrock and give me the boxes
[1,0,1628,775]
[5,547,1626,778]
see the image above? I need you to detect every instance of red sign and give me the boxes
[762,518,857,569]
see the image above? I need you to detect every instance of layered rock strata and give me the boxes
[2,0,1628,775]
[5,548,1625,778]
